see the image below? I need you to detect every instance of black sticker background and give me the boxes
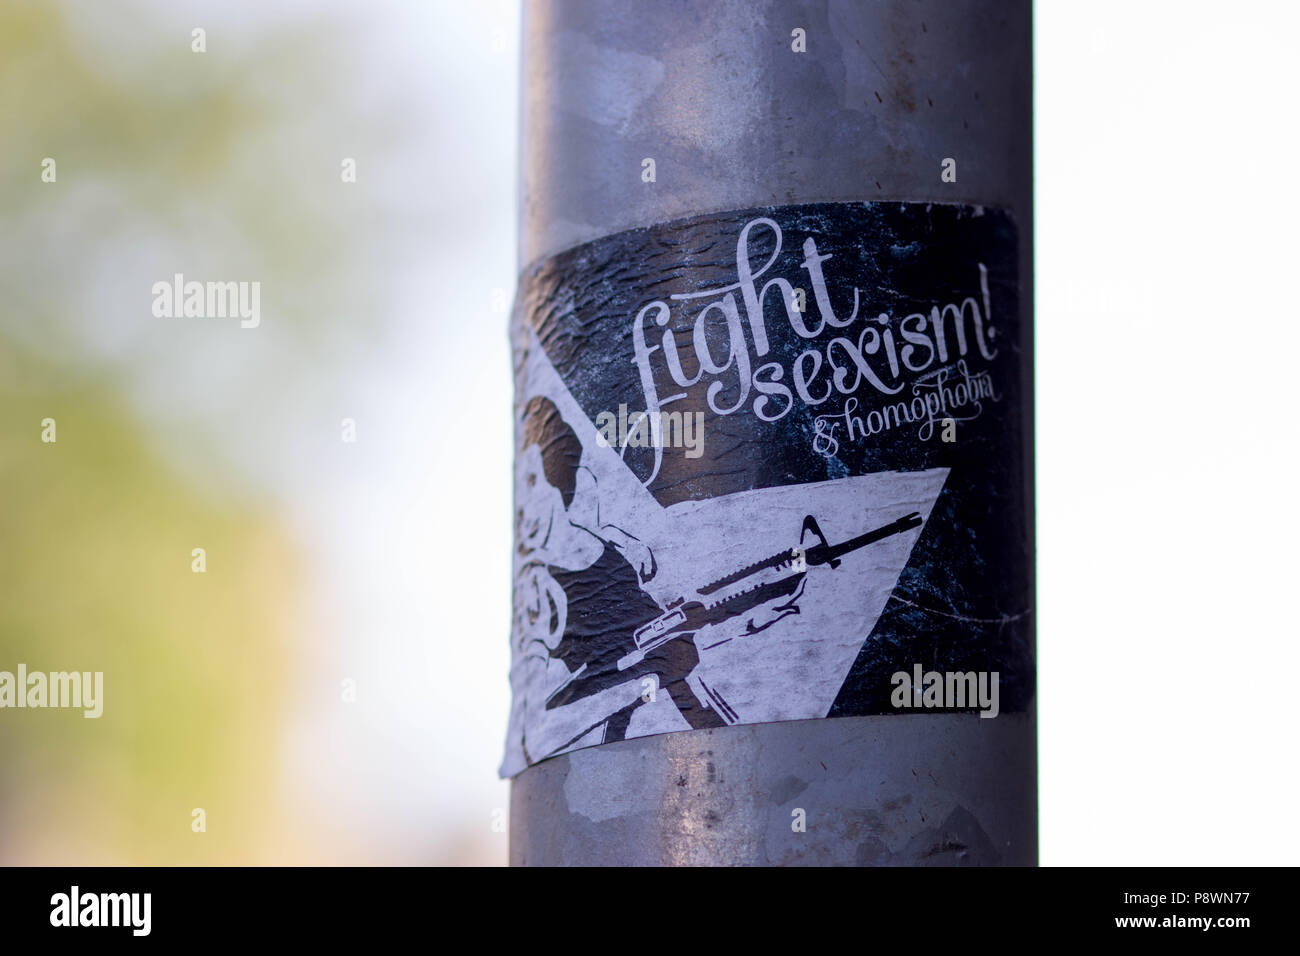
[516,202,1033,715]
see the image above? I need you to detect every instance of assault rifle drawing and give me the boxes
[617,511,924,671]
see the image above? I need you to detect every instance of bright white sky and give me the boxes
[67,0,525,864]
[1036,1,1300,864]
[265,0,521,863]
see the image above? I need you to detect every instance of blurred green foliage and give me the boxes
[1,354,296,863]
[0,0,379,861]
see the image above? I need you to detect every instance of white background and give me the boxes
[1036,1,1299,863]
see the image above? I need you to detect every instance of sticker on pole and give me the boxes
[502,202,1032,777]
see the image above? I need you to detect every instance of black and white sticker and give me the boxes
[503,202,1032,777]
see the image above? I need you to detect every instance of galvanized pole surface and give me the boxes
[511,0,1034,866]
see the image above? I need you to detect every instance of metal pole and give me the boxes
[510,0,1034,866]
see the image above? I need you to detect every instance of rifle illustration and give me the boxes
[617,511,924,671]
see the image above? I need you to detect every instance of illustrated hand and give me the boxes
[741,573,805,634]
[694,574,807,651]
[622,537,658,584]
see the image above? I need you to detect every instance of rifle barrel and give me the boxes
[698,512,923,595]
[812,512,923,566]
